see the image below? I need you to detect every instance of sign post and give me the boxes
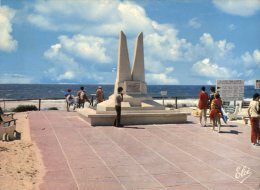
[160,91,167,106]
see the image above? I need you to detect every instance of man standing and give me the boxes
[114,87,123,127]
[198,86,209,127]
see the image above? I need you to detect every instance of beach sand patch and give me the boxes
[0,112,43,190]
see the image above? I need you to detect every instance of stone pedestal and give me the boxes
[78,31,190,126]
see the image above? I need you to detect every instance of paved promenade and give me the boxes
[29,111,260,190]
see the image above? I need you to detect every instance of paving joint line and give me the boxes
[115,126,213,190]
[41,111,81,190]
[192,121,260,159]
[177,124,260,171]
[97,127,166,189]
[70,119,128,190]
[152,125,255,190]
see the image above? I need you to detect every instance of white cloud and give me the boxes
[0,74,34,84]
[207,80,213,85]
[192,33,235,59]
[213,0,260,16]
[253,49,260,63]
[56,71,75,81]
[0,6,17,52]
[59,35,111,63]
[26,0,154,35]
[242,49,260,65]
[25,0,252,84]
[44,40,109,82]
[200,33,214,46]
[146,73,179,85]
[188,17,201,29]
[192,58,240,78]
[44,43,82,81]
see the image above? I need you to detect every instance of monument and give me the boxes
[77,31,190,126]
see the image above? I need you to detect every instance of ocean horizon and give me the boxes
[0,84,259,100]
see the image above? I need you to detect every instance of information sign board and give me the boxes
[216,80,244,101]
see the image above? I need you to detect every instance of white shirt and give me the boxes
[115,94,123,106]
[248,100,260,118]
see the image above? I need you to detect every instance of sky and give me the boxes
[0,0,259,85]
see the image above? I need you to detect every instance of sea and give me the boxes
[0,84,259,100]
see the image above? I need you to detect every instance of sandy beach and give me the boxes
[0,112,44,190]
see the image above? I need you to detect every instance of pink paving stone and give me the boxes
[39,181,78,190]
[29,111,260,190]
[69,157,105,169]
[118,175,163,190]
[154,172,197,187]
[166,183,208,190]
[110,164,148,177]
[72,166,114,181]
[142,162,181,175]
[101,155,137,166]
[78,178,124,190]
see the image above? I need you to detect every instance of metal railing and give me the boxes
[0,95,197,111]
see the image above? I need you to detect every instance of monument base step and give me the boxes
[77,108,190,126]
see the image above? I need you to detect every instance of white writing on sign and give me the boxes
[216,80,244,101]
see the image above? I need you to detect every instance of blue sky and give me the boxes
[0,0,259,85]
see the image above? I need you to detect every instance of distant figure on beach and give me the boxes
[77,87,90,108]
[198,86,209,127]
[209,86,215,110]
[65,89,75,111]
[114,87,123,127]
[210,93,222,132]
[248,93,260,146]
[95,86,104,105]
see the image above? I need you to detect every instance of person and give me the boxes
[210,93,222,132]
[77,86,90,108]
[209,86,216,110]
[114,87,123,127]
[248,93,260,146]
[198,86,209,127]
[95,86,104,105]
[64,89,75,111]
[209,88,227,124]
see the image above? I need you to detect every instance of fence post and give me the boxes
[175,97,178,109]
[39,99,41,111]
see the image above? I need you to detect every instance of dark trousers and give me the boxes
[78,100,85,108]
[114,105,121,127]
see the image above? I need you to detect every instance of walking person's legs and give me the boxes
[203,109,207,126]
[217,117,221,133]
[199,109,203,126]
[250,117,258,145]
[212,118,216,131]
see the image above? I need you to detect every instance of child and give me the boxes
[210,93,222,132]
